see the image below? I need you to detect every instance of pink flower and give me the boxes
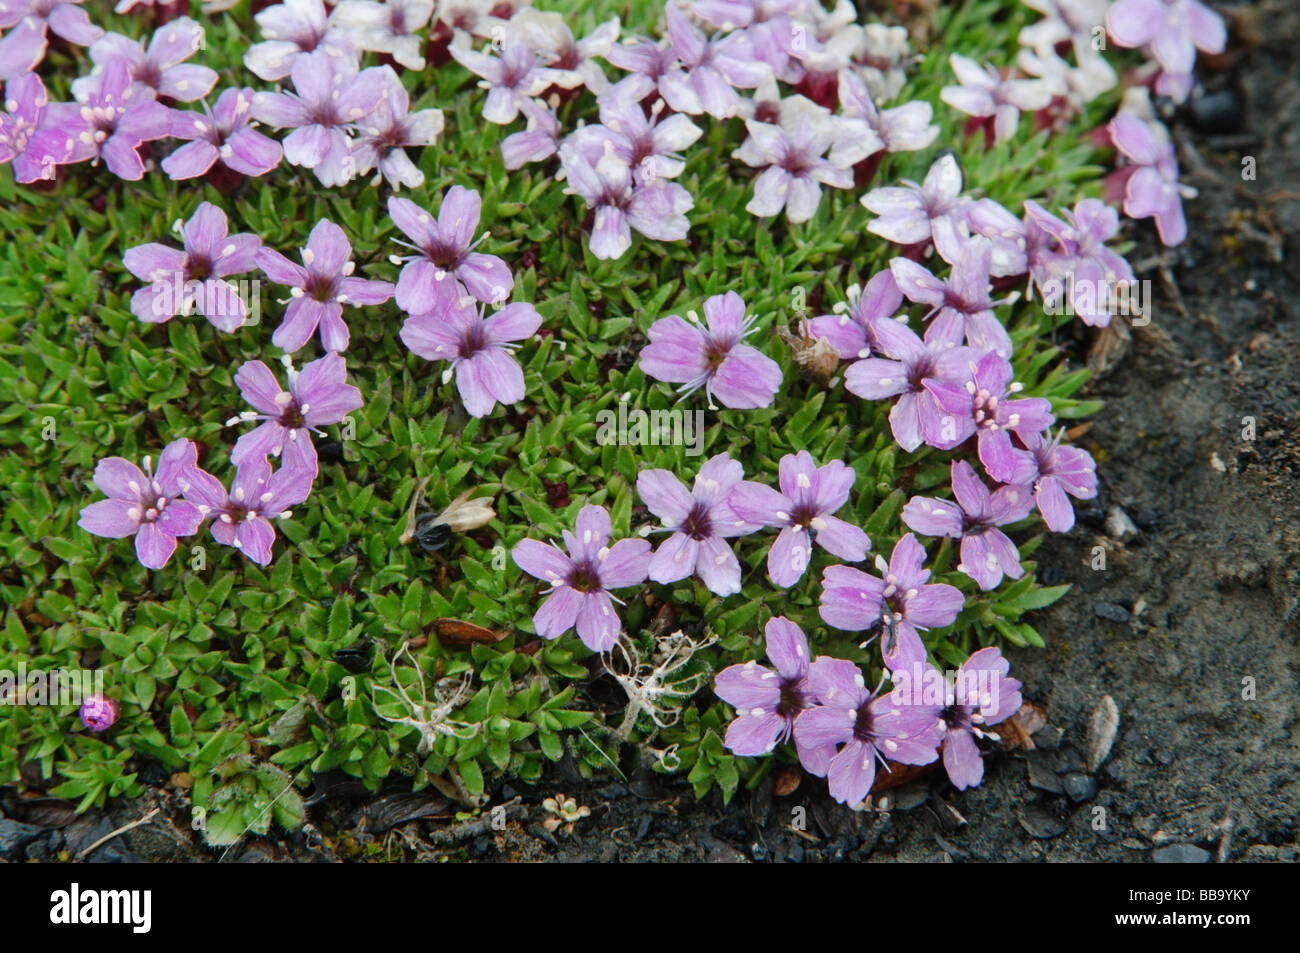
[793,657,944,807]
[511,505,651,651]
[636,452,759,596]
[923,349,1055,483]
[229,353,364,477]
[78,439,203,570]
[638,291,782,409]
[399,282,541,418]
[902,460,1035,591]
[819,533,964,671]
[388,187,514,308]
[1108,113,1191,246]
[940,54,1052,141]
[123,202,261,332]
[728,450,869,588]
[715,617,829,773]
[257,218,395,353]
[163,87,283,180]
[179,456,314,565]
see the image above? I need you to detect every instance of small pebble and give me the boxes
[1106,506,1139,540]
[1153,843,1211,864]
[1062,772,1098,803]
[1095,601,1131,624]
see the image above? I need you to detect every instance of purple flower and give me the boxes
[514,8,620,94]
[249,50,389,187]
[178,456,314,565]
[563,85,702,185]
[332,0,434,71]
[29,60,171,180]
[76,18,217,103]
[793,657,944,806]
[714,616,827,771]
[244,0,357,82]
[560,147,693,260]
[659,2,771,118]
[940,54,1051,141]
[947,197,1032,278]
[162,87,283,180]
[434,0,512,41]
[1013,429,1098,532]
[602,35,679,104]
[501,97,560,170]
[80,694,118,732]
[351,72,444,189]
[0,72,56,183]
[257,218,395,353]
[0,17,46,82]
[728,450,870,588]
[78,439,203,570]
[902,460,1034,591]
[638,290,781,409]
[835,68,937,157]
[1106,0,1225,88]
[819,533,964,671]
[511,504,651,651]
[934,647,1022,789]
[924,349,1055,482]
[844,318,976,453]
[398,283,541,418]
[388,187,513,308]
[450,37,549,124]
[889,238,1014,358]
[804,269,903,361]
[862,153,970,249]
[1108,113,1191,247]
[229,353,364,477]
[0,1,102,50]
[123,202,261,332]
[636,452,759,596]
[732,99,854,224]
[1024,198,1136,327]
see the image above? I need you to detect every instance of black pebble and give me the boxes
[1188,90,1242,132]
[316,440,344,465]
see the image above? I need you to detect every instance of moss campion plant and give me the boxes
[0,0,1218,843]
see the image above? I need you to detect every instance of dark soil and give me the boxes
[3,2,1297,864]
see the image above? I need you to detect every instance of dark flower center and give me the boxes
[425,241,462,269]
[940,703,971,731]
[554,45,580,71]
[852,704,878,744]
[187,254,213,281]
[906,352,936,390]
[566,561,602,593]
[458,320,488,359]
[134,61,163,90]
[778,149,811,176]
[279,401,306,430]
[304,271,338,302]
[788,502,818,530]
[680,502,714,541]
[775,679,807,720]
